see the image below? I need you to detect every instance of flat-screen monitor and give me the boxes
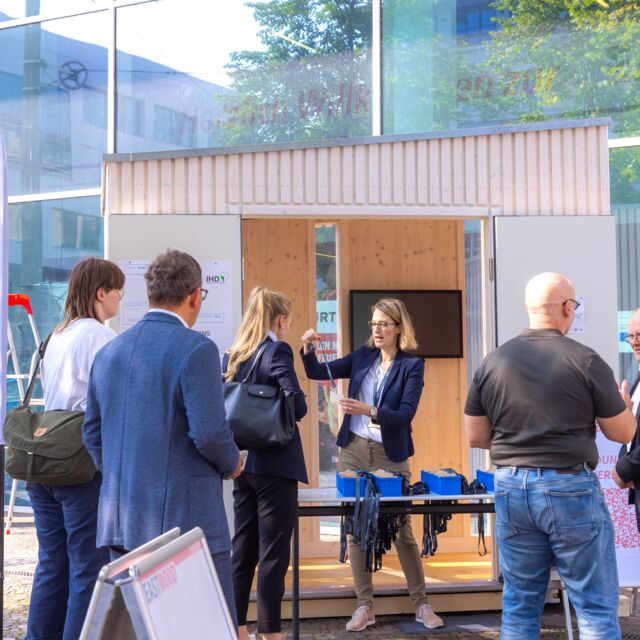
[350,290,463,359]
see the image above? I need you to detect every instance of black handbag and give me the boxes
[3,333,97,485]
[223,344,296,450]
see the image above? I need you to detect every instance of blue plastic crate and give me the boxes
[335,472,402,497]
[336,472,365,497]
[476,469,494,492]
[421,470,462,495]
[371,473,402,497]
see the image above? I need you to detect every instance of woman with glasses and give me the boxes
[27,257,125,640]
[301,298,444,633]
[224,286,307,640]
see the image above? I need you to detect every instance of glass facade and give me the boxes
[1,0,640,500]
[116,0,372,152]
[382,0,640,138]
[612,147,640,381]
[0,12,108,195]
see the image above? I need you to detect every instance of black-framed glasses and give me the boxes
[200,288,208,301]
[562,298,581,311]
[368,320,398,330]
[624,332,640,344]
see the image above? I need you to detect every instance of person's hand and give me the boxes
[339,397,372,416]
[227,453,244,480]
[619,379,634,413]
[613,467,634,489]
[301,328,321,355]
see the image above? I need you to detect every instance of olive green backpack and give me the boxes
[3,333,97,485]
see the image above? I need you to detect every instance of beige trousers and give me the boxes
[338,432,426,610]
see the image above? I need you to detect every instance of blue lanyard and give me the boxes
[372,357,393,407]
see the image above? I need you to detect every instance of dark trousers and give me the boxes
[232,473,297,634]
[26,473,109,640]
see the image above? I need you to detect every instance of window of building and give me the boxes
[117,93,144,137]
[612,146,640,381]
[82,87,107,129]
[0,11,108,195]
[116,0,372,153]
[153,105,196,148]
[383,0,640,138]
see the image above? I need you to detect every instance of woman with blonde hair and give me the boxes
[301,298,444,632]
[27,257,124,640]
[224,286,307,640]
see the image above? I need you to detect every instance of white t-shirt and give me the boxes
[41,318,117,412]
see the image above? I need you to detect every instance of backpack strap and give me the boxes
[22,332,53,408]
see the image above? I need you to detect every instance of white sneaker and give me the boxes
[415,603,444,628]
[345,605,376,631]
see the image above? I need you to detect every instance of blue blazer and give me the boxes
[83,312,239,554]
[223,338,308,484]
[301,345,424,463]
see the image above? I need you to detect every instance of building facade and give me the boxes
[2,0,640,503]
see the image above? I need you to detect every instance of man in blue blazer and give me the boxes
[83,250,242,624]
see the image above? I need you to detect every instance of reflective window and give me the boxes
[7,195,103,403]
[116,0,372,153]
[612,147,640,380]
[0,1,108,22]
[383,0,640,138]
[0,12,108,195]
[315,223,338,489]
[315,223,339,542]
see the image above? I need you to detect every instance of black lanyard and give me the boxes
[372,357,393,408]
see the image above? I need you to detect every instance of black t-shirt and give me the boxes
[464,328,626,469]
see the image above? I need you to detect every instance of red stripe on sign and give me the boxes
[139,540,203,582]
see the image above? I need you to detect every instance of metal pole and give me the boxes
[1,444,5,637]
[291,508,299,640]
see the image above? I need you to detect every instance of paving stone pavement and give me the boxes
[3,513,640,639]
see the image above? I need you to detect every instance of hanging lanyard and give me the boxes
[372,357,393,408]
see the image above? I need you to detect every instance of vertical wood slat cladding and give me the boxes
[105,124,609,217]
[241,219,320,553]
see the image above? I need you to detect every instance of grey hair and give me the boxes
[145,250,202,306]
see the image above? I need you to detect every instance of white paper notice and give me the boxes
[118,259,234,359]
[568,295,585,334]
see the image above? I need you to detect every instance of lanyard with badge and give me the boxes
[370,356,393,428]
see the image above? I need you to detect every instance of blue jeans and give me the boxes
[495,467,620,640]
[26,473,109,640]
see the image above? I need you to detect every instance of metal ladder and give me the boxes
[5,294,42,534]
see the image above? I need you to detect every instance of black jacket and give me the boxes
[223,337,308,483]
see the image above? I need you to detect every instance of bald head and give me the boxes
[525,272,576,332]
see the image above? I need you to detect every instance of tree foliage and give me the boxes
[460,0,640,136]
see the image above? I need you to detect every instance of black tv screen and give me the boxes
[350,290,463,359]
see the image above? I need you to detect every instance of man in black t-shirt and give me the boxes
[464,272,635,640]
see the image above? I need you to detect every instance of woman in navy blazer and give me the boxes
[223,286,307,640]
[301,298,444,632]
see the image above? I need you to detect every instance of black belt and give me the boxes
[497,465,585,475]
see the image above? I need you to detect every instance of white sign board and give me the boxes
[126,528,236,640]
[118,259,235,358]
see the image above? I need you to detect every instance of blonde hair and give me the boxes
[367,298,418,352]
[224,286,292,381]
